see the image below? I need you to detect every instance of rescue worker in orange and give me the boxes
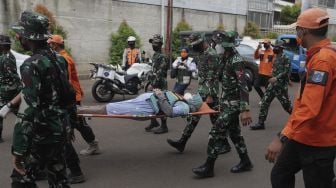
[122,36,141,70]
[254,39,274,99]
[265,8,336,188]
[48,35,101,156]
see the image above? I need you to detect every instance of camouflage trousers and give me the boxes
[207,104,248,159]
[258,84,292,122]
[181,97,230,152]
[11,143,70,188]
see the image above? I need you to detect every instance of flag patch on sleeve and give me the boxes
[307,70,328,86]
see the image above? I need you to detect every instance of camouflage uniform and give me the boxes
[168,33,230,154]
[0,35,22,141]
[207,48,250,159]
[258,53,292,123]
[146,34,169,134]
[11,11,70,187]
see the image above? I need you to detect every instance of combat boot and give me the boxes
[167,135,190,152]
[145,119,160,132]
[230,153,253,173]
[154,118,168,134]
[192,157,216,178]
[250,121,265,130]
[80,140,101,156]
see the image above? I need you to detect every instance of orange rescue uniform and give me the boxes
[125,48,140,65]
[282,38,336,147]
[60,49,83,102]
[254,48,274,76]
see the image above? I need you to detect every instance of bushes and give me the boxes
[243,21,260,39]
[8,4,70,53]
[109,20,141,65]
[280,4,301,25]
[172,20,192,60]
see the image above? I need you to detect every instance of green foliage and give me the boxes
[243,21,260,39]
[280,4,301,25]
[332,35,336,42]
[266,32,278,39]
[109,20,141,65]
[172,20,192,60]
[7,4,70,54]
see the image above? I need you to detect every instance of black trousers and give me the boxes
[75,101,95,143]
[254,74,271,99]
[271,140,336,188]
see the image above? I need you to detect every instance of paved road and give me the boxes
[0,79,305,188]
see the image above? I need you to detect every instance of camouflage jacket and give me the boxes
[272,53,290,85]
[151,51,168,89]
[219,52,250,112]
[12,48,69,156]
[195,47,220,98]
[0,52,22,104]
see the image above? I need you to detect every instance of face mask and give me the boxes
[296,36,302,46]
[183,92,193,100]
[152,44,161,52]
[128,42,135,49]
[263,44,270,49]
[273,47,280,54]
[19,37,30,51]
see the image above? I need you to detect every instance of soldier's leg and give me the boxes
[253,74,265,99]
[45,144,70,187]
[251,86,275,130]
[77,116,101,156]
[65,142,85,184]
[167,114,201,152]
[228,110,253,173]
[145,119,160,131]
[209,98,231,154]
[276,87,293,114]
[154,117,168,134]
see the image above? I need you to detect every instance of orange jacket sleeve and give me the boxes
[283,59,332,134]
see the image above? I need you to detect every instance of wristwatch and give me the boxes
[277,132,288,143]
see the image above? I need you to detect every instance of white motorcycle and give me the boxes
[89,63,152,102]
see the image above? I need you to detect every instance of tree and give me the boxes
[109,20,141,65]
[243,21,260,39]
[280,4,301,25]
[172,20,192,60]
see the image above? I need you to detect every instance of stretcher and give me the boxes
[78,102,218,121]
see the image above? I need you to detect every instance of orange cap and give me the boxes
[296,8,329,29]
[263,38,271,44]
[47,34,64,44]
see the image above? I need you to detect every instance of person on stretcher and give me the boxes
[77,89,203,117]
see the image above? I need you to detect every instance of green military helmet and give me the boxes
[188,33,204,47]
[11,11,50,40]
[0,35,11,45]
[272,39,286,49]
[220,31,237,48]
[184,92,203,112]
[149,34,163,45]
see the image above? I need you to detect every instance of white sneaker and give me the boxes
[80,140,101,156]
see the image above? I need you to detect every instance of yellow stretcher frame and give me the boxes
[78,102,218,121]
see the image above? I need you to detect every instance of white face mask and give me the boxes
[183,93,193,100]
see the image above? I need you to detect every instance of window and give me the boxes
[248,11,272,29]
[318,0,335,8]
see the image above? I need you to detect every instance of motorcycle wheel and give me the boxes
[91,80,115,102]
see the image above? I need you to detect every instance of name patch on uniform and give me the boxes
[307,70,328,86]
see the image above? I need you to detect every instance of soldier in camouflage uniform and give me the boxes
[250,39,292,130]
[145,34,169,134]
[167,33,231,154]
[10,11,70,187]
[0,35,22,143]
[193,31,253,178]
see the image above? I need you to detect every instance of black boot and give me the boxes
[154,118,168,134]
[250,121,265,130]
[0,129,3,143]
[192,157,216,178]
[145,119,160,132]
[68,164,86,184]
[230,153,253,173]
[167,135,189,152]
